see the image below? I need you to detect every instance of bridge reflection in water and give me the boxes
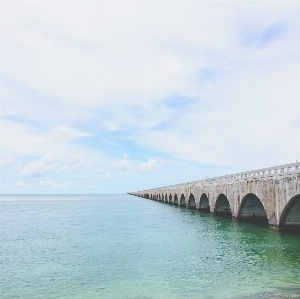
[129,162,300,231]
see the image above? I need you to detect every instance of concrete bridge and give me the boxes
[129,162,300,231]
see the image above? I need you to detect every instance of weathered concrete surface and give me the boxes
[129,163,300,230]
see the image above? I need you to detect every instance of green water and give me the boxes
[0,194,299,299]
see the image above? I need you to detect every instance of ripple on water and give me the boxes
[233,287,300,299]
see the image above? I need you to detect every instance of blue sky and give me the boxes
[1,1,300,194]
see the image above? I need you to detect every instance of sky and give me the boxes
[1,1,300,194]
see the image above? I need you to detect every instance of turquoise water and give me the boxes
[0,194,300,299]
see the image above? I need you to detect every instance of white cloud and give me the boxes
[39,180,72,188]
[82,184,98,188]
[20,151,60,177]
[103,172,113,179]
[42,151,59,163]
[104,121,118,132]
[15,182,30,187]
[97,167,104,173]
[0,151,13,167]
[72,173,88,180]
[19,151,91,179]
[139,159,161,173]
[55,125,93,139]
[0,2,245,108]
[60,165,69,171]
[0,120,95,160]
[110,159,130,171]
[38,180,53,186]
[110,154,130,172]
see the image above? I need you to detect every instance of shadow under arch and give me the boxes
[174,194,178,206]
[214,194,232,216]
[187,193,196,209]
[169,194,173,204]
[199,193,210,212]
[159,194,163,202]
[164,194,168,203]
[237,193,267,222]
[179,194,186,207]
[280,194,300,231]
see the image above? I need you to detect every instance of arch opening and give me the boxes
[188,193,196,209]
[165,194,168,203]
[169,194,173,204]
[280,195,300,230]
[238,193,267,222]
[199,193,210,212]
[159,194,162,202]
[174,194,178,206]
[214,194,231,216]
[180,194,186,207]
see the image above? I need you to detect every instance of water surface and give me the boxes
[1,194,299,299]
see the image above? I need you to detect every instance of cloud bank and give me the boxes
[1,1,300,193]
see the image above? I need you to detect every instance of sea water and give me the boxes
[0,194,300,299]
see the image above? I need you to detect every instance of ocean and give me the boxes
[0,194,299,299]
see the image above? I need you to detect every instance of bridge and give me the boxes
[129,162,300,231]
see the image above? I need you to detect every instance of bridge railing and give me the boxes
[193,162,300,187]
[136,162,300,193]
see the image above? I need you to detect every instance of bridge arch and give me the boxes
[174,194,178,206]
[188,193,196,209]
[180,194,186,207]
[165,194,168,203]
[280,194,300,230]
[199,193,210,211]
[169,194,173,204]
[214,194,232,216]
[237,193,267,222]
